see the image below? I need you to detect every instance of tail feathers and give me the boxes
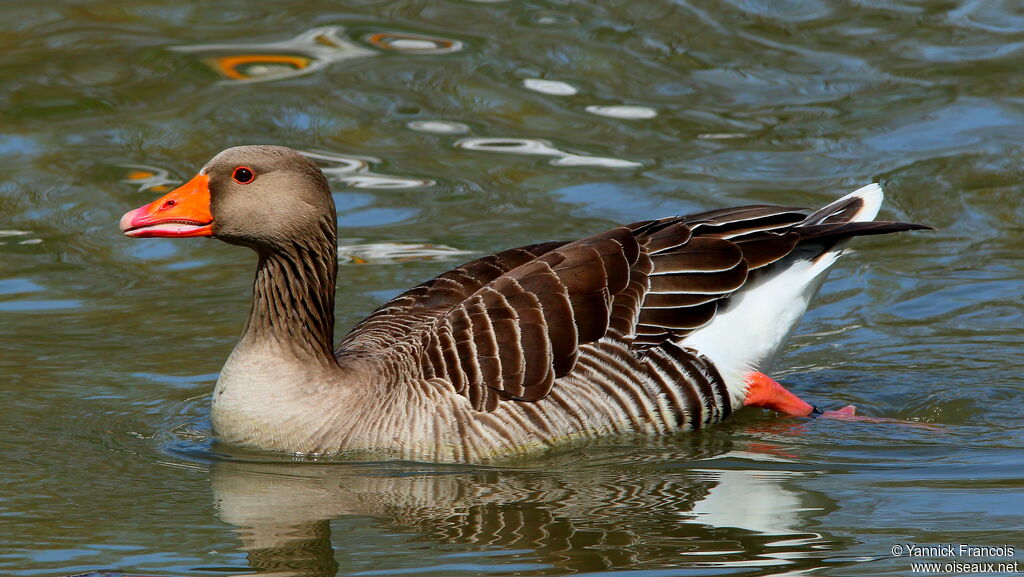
[796,183,932,261]
[798,220,935,244]
[679,183,931,406]
[802,183,884,225]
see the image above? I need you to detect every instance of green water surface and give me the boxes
[1,1,1022,576]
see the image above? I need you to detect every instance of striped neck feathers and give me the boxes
[241,220,339,367]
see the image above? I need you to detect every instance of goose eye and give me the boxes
[232,166,255,184]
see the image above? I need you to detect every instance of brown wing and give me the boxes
[418,228,639,410]
[412,206,821,411]
[340,201,928,411]
[336,240,567,356]
[626,206,809,348]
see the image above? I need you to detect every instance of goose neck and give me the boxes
[242,234,339,366]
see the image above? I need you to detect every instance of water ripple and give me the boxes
[363,32,463,54]
[302,150,435,189]
[337,242,472,265]
[407,120,471,134]
[456,137,642,168]
[173,25,462,84]
[0,229,43,247]
[522,78,579,96]
[4,2,1024,576]
[119,164,178,193]
[172,26,376,83]
[584,105,658,120]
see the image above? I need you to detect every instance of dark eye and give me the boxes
[232,166,255,184]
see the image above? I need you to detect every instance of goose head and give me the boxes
[119,145,335,249]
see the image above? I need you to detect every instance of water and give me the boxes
[1,1,1022,575]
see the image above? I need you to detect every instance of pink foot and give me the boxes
[817,404,940,429]
[819,404,857,418]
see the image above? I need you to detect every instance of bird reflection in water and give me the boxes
[119,164,179,193]
[300,150,435,190]
[172,26,462,83]
[455,137,643,169]
[207,436,846,577]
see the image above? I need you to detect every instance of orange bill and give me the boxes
[743,371,815,417]
[119,174,214,238]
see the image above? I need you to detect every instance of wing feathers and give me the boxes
[648,265,748,294]
[608,252,652,337]
[509,263,579,377]
[734,232,800,269]
[427,229,644,408]
[638,301,719,330]
[642,292,719,309]
[492,278,554,403]
[796,221,934,242]
[339,188,927,413]
[643,222,693,253]
[648,238,744,273]
[480,289,525,394]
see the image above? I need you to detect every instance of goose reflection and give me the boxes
[209,439,842,576]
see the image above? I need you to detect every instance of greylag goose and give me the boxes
[120,145,929,462]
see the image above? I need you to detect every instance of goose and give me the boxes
[120,145,929,462]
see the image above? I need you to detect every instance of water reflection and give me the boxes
[172,26,376,83]
[2,0,1020,574]
[120,164,179,193]
[407,120,470,135]
[0,229,41,246]
[456,137,643,168]
[683,453,827,571]
[550,154,643,168]
[337,241,471,265]
[697,133,751,140]
[301,150,435,190]
[584,105,658,120]
[173,26,462,83]
[522,78,579,96]
[530,12,581,27]
[208,449,840,576]
[363,32,462,54]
